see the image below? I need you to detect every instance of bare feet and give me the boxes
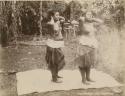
[86,78,95,82]
[82,80,90,85]
[52,79,62,83]
[57,75,63,78]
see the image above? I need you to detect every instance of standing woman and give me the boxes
[45,11,65,83]
[76,10,103,84]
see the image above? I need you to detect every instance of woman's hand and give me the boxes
[59,16,65,23]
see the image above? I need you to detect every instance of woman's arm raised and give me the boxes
[92,18,104,24]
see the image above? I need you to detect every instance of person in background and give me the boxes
[76,10,103,85]
[45,10,65,83]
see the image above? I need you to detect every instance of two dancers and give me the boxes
[45,10,103,84]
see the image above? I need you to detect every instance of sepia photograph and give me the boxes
[0,0,125,96]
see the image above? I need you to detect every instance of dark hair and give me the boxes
[48,10,60,17]
[47,10,54,21]
[85,10,97,18]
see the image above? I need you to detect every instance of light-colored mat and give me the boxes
[16,69,122,95]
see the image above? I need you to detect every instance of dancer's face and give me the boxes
[85,11,93,20]
[54,12,60,19]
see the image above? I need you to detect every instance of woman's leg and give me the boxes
[51,68,62,83]
[86,67,91,81]
[56,48,65,78]
[46,47,58,82]
[79,66,89,84]
[86,67,94,82]
[51,48,63,83]
[51,66,58,82]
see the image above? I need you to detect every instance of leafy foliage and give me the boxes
[69,1,82,20]
[0,0,125,41]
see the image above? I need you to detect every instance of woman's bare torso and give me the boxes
[79,17,96,37]
[78,17,98,49]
